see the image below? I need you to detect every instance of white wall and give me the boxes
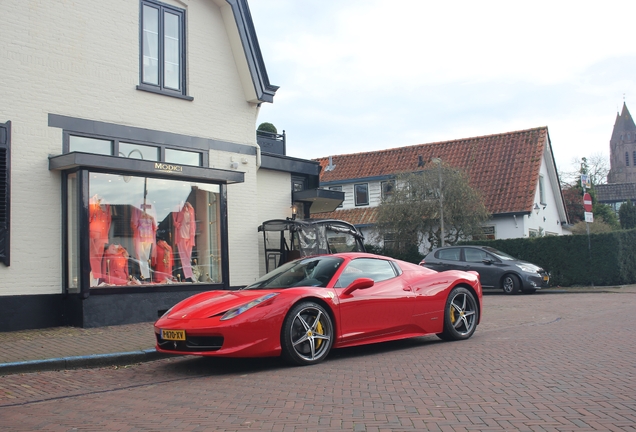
[0,0,266,295]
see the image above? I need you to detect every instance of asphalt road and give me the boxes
[1,290,635,431]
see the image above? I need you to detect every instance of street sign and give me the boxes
[585,212,594,223]
[581,174,591,189]
[583,193,593,212]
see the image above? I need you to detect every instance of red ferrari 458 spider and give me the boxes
[155,252,482,366]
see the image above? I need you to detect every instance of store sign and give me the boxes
[154,163,184,173]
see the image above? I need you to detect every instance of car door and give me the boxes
[336,258,415,344]
[461,248,500,288]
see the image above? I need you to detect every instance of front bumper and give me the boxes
[520,272,549,289]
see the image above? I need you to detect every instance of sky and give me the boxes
[248,0,636,175]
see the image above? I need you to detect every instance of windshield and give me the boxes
[245,256,344,289]
[482,246,516,261]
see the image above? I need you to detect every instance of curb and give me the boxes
[0,349,170,376]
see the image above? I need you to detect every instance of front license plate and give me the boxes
[161,329,186,341]
[543,275,549,281]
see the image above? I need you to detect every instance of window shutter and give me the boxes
[0,121,10,266]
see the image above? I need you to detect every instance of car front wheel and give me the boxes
[502,274,520,295]
[437,287,478,341]
[281,302,334,366]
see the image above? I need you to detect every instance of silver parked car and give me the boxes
[420,245,549,294]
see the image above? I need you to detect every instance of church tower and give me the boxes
[607,103,636,183]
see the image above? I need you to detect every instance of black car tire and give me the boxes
[437,287,478,341]
[502,274,520,295]
[281,301,334,366]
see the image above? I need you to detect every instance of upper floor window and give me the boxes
[139,0,191,99]
[381,180,395,201]
[354,183,369,206]
[539,175,545,204]
[626,152,630,166]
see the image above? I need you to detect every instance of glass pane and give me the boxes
[165,148,201,166]
[142,5,159,85]
[69,136,113,155]
[67,173,79,293]
[88,172,221,287]
[164,12,180,90]
[119,142,159,161]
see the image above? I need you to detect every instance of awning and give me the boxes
[292,188,344,214]
[49,152,244,184]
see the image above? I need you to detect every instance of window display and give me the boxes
[83,172,221,288]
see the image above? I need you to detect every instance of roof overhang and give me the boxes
[49,152,244,184]
[293,188,344,214]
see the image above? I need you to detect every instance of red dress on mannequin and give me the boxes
[89,197,111,282]
[173,202,196,280]
[153,240,174,283]
[101,244,130,285]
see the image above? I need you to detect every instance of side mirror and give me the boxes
[342,277,374,296]
[482,259,493,265]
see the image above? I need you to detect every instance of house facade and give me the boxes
[314,127,570,249]
[0,0,332,331]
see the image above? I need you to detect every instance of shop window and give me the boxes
[120,142,159,161]
[71,172,222,288]
[69,136,113,155]
[165,148,201,166]
[139,0,190,99]
[0,121,10,266]
[68,134,203,167]
[354,183,369,206]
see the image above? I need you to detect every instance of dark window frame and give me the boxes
[137,0,193,101]
[0,121,10,266]
[64,132,206,167]
[354,183,369,206]
[381,180,395,201]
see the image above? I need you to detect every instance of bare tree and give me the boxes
[375,165,490,253]
[559,153,610,187]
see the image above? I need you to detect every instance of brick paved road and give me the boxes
[0,291,634,431]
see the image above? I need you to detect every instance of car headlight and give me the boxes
[220,293,278,321]
[516,264,540,274]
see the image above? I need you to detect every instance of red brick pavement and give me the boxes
[0,286,634,430]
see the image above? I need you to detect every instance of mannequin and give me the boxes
[101,244,130,285]
[173,202,196,281]
[89,195,111,285]
[153,239,174,283]
[131,204,157,280]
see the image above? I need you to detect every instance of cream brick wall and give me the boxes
[255,170,293,277]
[0,0,268,295]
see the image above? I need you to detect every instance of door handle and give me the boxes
[403,285,412,291]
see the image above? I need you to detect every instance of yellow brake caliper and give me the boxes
[450,305,456,325]
[315,318,323,349]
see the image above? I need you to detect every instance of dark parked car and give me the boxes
[420,246,549,294]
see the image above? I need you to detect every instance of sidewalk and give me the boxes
[1,285,634,376]
[0,321,165,375]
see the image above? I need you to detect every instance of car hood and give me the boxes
[165,290,279,320]
[511,260,545,272]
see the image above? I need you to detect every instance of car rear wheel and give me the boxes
[502,274,520,295]
[281,302,333,366]
[437,287,478,341]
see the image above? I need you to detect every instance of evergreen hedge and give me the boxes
[462,229,636,287]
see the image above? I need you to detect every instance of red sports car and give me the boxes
[154,252,483,366]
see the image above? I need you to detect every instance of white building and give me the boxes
[313,127,570,248]
[0,0,335,330]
